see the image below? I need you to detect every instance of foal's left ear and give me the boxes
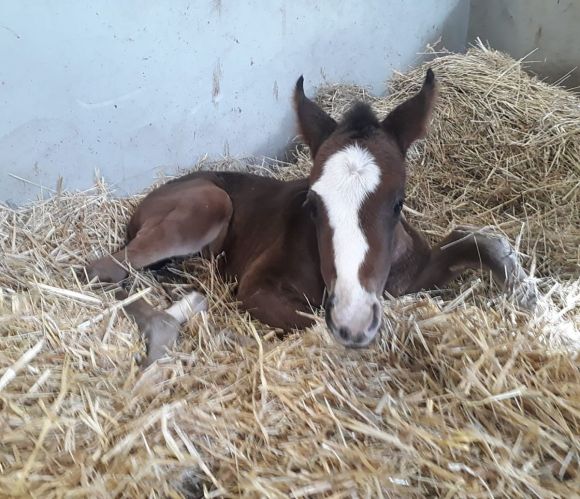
[381,68,437,155]
[294,76,337,158]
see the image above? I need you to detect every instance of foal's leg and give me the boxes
[87,181,233,366]
[86,184,232,283]
[117,289,208,367]
[238,285,317,331]
[408,226,537,310]
[237,272,319,331]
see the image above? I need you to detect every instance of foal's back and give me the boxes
[134,170,318,283]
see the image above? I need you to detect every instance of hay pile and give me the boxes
[1,47,579,497]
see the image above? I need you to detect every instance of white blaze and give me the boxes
[311,144,381,329]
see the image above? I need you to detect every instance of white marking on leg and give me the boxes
[311,144,381,330]
[165,291,208,324]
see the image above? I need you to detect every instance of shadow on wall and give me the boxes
[468,0,580,92]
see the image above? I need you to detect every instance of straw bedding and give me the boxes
[1,47,579,497]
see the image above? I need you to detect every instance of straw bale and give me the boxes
[0,46,579,497]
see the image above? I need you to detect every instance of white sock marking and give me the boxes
[166,291,208,324]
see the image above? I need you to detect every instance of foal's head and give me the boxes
[294,70,436,348]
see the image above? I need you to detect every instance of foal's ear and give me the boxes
[294,76,337,158]
[381,68,436,155]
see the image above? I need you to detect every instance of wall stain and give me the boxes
[273,81,279,101]
[280,5,287,36]
[212,59,222,104]
[1,25,21,39]
[211,0,222,16]
[534,25,543,45]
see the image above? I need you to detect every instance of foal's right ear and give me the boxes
[294,76,337,158]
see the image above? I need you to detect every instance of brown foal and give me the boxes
[87,69,536,366]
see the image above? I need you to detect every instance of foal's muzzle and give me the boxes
[324,293,382,348]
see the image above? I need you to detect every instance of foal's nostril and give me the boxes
[369,303,380,332]
[338,327,350,341]
[324,293,336,311]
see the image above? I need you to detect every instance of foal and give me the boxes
[87,69,536,366]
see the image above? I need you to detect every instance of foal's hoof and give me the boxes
[139,311,181,368]
[489,237,538,313]
[511,277,539,313]
[85,256,128,283]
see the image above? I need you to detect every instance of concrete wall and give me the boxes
[468,0,580,90]
[0,0,469,205]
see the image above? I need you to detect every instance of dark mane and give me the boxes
[339,102,380,139]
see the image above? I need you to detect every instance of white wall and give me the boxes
[0,0,469,205]
[468,0,580,90]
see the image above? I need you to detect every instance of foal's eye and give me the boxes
[394,199,404,216]
[308,200,318,220]
[304,193,318,220]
